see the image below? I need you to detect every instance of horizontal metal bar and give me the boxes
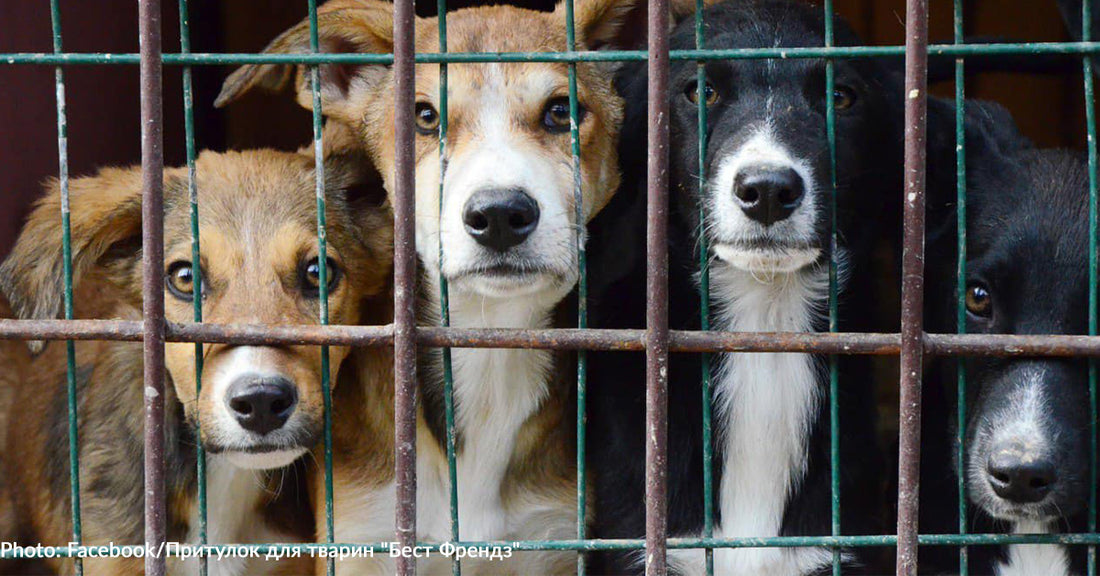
[9,532,1100,560]
[6,41,1100,67]
[6,319,1100,357]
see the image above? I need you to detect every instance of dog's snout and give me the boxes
[986,442,1057,504]
[733,166,805,226]
[226,375,298,436]
[462,188,540,252]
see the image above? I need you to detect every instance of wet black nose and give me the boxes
[733,166,805,226]
[987,447,1057,504]
[462,188,540,252]
[226,376,298,436]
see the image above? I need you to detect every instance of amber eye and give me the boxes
[685,81,719,106]
[542,97,584,133]
[166,261,200,301]
[301,257,341,297]
[415,102,440,134]
[965,283,992,318]
[833,85,857,111]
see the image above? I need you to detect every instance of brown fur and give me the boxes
[0,149,392,575]
[217,1,645,573]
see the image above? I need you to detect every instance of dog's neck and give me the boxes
[996,520,1070,576]
[417,266,561,540]
[702,260,833,574]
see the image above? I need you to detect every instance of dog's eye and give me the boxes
[415,102,440,135]
[685,81,719,106]
[542,97,584,133]
[965,283,993,318]
[165,261,202,301]
[833,85,857,111]
[301,257,341,297]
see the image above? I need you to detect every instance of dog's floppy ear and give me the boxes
[323,151,393,297]
[668,0,723,26]
[0,167,148,352]
[215,0,395,124]
[563,0,644,50]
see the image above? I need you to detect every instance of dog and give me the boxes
[585,0,907,573]
[214,0,639,572]
[919,99,1092,576]
[0,148,392,576]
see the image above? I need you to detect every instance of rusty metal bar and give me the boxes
[14,320,1100,357]
[138,0,167,574]
[645,0,671,569]
[896,0,930,573]
[392,0,418,571]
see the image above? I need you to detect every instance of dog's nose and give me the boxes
[226,375,298,436]
[463,188,540,252]
[986,444,1057,504]
[733,166,805,226]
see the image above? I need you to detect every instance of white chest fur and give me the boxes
[436,287,557,540]
[996,521,1071,576]
[330,281,573,574]
[669,263,833,576]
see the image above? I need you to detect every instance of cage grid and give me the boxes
[4,0,1100,575]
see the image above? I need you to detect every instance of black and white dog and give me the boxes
[587,1,905,573]
[921,100,1094,576]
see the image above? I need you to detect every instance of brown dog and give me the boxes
[0,149,392,575]
[217,0,637,573]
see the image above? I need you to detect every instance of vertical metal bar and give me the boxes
[177,0,207,573]
[952,0,968,573]
[645,0,671,570]
[896,0,930,573]
[1084,2,1099,574]
[393,0,419,571]
[822,1,842,574]
[693,0,714,573]
[435,3,461,576]
[564,0,588,573]
[139,0,167,573]
[48,2,82,574]
[304,1,336,575]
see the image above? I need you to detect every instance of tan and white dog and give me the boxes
[0,149,392,576]
[216,0,637,572]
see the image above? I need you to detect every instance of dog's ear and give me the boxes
[323,152,393,297]
[668,0,723,27]
[0,167,151,353]
[564,0,644,50]
[215,0,395,125]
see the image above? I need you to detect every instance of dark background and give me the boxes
[0,0,1083,257]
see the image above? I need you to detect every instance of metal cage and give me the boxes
[2,0,1100,575]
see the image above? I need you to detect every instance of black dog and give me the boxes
[586,0,905,573]
[920,98,1094,575]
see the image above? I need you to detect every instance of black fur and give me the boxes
[586,1,906,573]
[920,100,1095,574]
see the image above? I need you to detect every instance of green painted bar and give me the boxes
[303,2,336,576]
[822,1,842,575]
[693,0,714,573]
[8,530,1100,561]
[177,1,208,574]
[12,41,1100,67]
[953,1,969,574]
[563,0,588,573]
[1085,0,1100,574]
[48,1,82,574]
[435,2,462,576]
